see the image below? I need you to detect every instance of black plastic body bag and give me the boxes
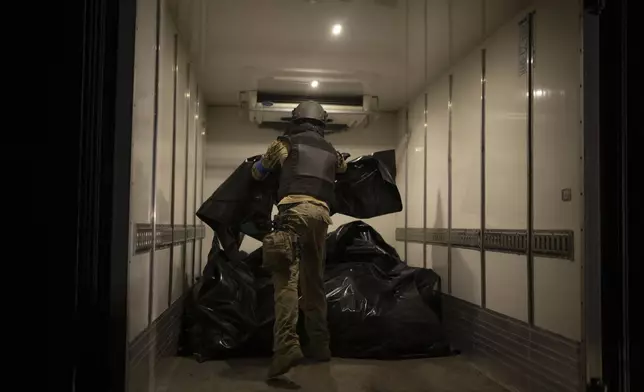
[186,150,449,360]
[196,150,403,255]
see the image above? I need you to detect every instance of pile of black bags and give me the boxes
[184,150,449,361]
[182,221,450,361]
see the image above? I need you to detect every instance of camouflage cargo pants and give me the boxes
[262,201,332,369]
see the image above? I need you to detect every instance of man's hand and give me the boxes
[341,152,351,160]
[252,159,271,181]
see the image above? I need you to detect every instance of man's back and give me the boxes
[251,122,347,209]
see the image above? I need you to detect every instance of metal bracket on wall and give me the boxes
[135,224,205,253]
[426,228,449,245]
[484,229,528,254]
[450,229,480,250]
[396,227,574,260]
[533,229,575,260]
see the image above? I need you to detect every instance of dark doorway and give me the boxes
[55,0,137,391]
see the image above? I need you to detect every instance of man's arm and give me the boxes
[335,151,348,174]
[252,139,289,180]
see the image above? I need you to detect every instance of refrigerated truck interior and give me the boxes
[66,0,635,391]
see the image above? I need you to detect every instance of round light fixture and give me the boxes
[332,24,343,36]
[310,80,319,88]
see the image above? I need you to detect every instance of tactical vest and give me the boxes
[277,129,337,206]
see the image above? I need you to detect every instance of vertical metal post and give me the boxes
[403,0,409,262]
[168,33,178,307]
[148,0,161,326]
[618,5,631,388]
[581,7,603,387]
[182,63,191,294]
[526,12,536,325]
[423,93,428,269]
[422,0,428,269]
[192,88,199,281]
[480,48,487,308]
[404,109,409,262]
[200,114,206,275]
[447,0,454,294]
[447,75,453,294]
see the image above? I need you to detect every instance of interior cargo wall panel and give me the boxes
[426,244,449,289]
[196,108,205,278]
[425,76,449,231]
[128,254,150,341]
[484,17,528,230]
[450,50,482,229]
[484,0,531,38]
[485,253,528,322]
[405,0,426,100]
[407,95,425,229]
[425,75,449,274]
[393,1,586,388]
[127,1,210,380]
[450,48,482,305]
[394,108,407,259]
[152,248,171,319]
[406,94,426,265]
[147,5,177,320]
[451,248,482,305]
[193,98,204,279]
[395,149,407,260]
[405,95,426,268]
[171,42,188,304]
[185,241,194,286]
[127,0,156,341]
[129,0,155,226]
[406,243,424,269]
[450,0,483,64]
[531,0,582,341]
[185,77,197,285]
[425,1,449,87]
[483,12,529,321]
[170,245,184,303]
[155,7,176,226]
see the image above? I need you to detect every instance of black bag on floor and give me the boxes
[182,221,449,361]
[322,222,448,359]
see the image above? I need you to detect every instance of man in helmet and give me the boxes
[251,100,348,379]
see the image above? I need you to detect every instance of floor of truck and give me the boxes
[153,355,508,392]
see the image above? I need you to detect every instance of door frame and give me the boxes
[585,0,635,391]
[68,0,137,390]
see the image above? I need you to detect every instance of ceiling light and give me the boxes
[310,80,319,88]
[332,24,342,36]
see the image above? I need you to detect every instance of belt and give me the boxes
[277,200,329,213]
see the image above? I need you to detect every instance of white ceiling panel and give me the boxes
[169,0,530,110]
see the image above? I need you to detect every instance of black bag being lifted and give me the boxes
[182,221,450,361]
[195,155,277,261]
[196,150,403,260]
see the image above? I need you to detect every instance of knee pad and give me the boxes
[262,231,298,272]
